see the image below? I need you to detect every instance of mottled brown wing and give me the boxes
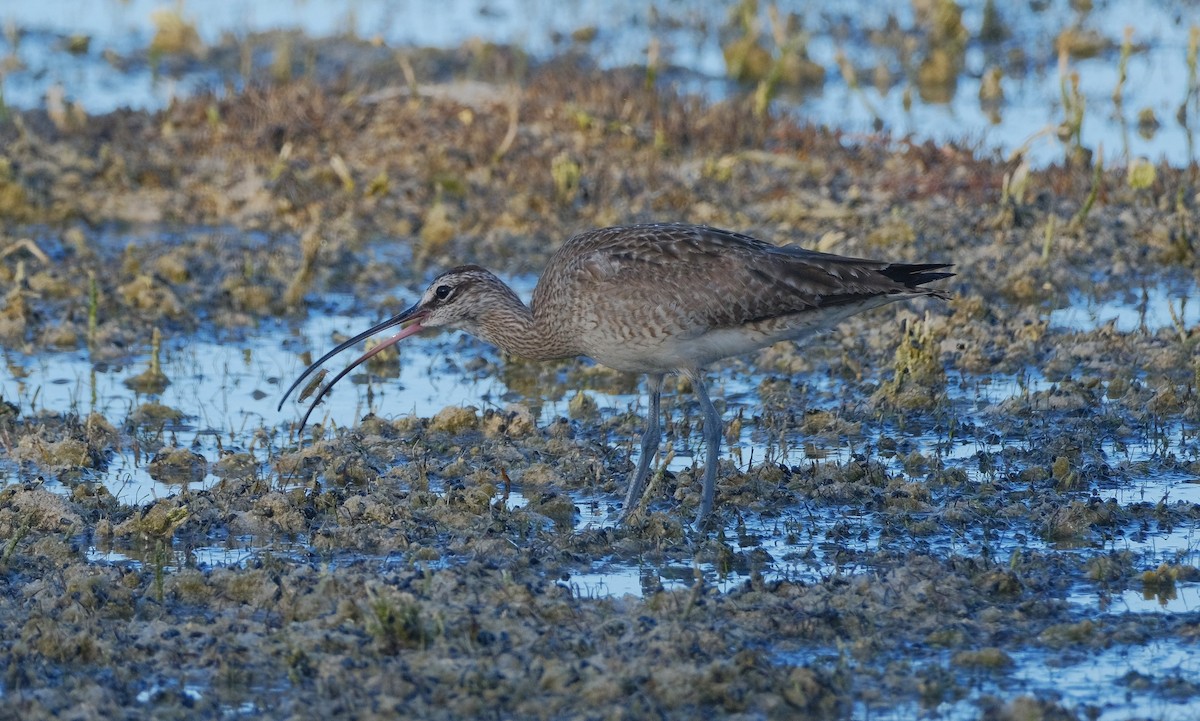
[543,223,947,335]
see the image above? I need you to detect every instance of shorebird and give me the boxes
[280,223,952,529]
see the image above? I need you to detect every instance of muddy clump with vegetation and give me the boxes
[2,23,1199,721]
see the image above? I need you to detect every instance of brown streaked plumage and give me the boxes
[280,223,953,529]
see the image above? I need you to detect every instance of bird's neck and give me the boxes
[475,287,575,361]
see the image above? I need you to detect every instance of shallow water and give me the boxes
[1069,582,1200,614]
[2,0,1195,166]
[1050,278,1200,334]
[848,637,1200,721]
[3,288,520,503]
[8,276,1197,560]
[8,273,1197,717]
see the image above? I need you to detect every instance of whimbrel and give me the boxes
[280,223,952,528]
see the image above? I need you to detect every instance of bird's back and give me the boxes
[531,223,950,373]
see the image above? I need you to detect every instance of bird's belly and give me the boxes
[584,325,810,373]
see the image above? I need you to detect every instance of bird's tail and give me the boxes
[880,263,954,299]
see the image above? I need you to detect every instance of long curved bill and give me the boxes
[279,303,428,435]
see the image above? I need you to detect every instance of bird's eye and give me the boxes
[435,285,451,300]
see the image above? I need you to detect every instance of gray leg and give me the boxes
[690,373,722,530]
[619,373,664,522]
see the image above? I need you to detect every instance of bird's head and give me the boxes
[410,265,512,334]
[277,265,515,433]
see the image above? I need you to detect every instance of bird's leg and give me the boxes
[618,373,665,522]
[689,373,722,530]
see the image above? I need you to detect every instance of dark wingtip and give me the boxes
[880,263,955,290]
